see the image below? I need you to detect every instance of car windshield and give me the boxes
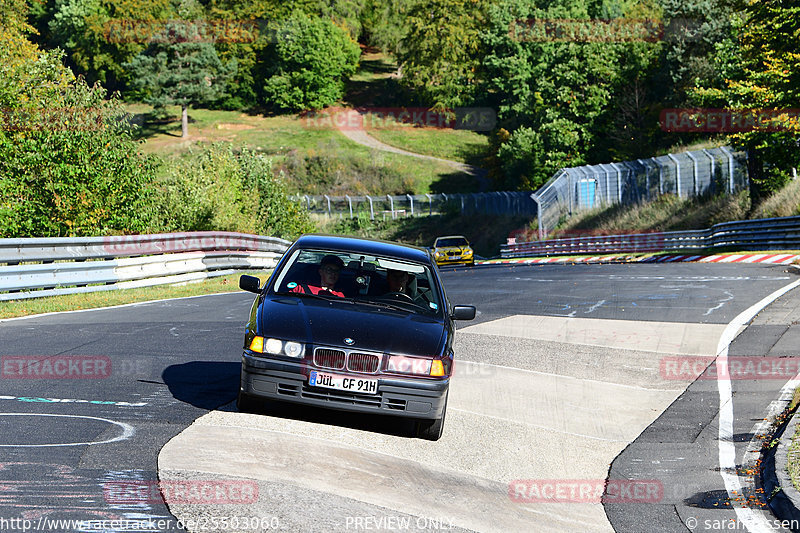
[271,248,443,316]
[436,237,469,247]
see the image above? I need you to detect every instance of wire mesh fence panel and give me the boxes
[533,146,747,238]
[295,147,745,239]
[295,192,538,219]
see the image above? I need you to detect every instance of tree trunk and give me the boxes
[181,105,189,139]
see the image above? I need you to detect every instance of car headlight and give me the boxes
[284,342,303,358]
[249,336,304,358]
[463,249,473,257]
[387,355,444,376]
[434,251,443,258]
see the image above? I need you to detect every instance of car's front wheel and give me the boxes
[415,393,447,441]
[236,390,258,413]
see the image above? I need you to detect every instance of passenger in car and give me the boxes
[290,255,345,297]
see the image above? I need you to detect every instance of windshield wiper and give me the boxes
[353,298,419,314]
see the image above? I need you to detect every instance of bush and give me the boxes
[0,72,159,237]
[282,142,415,195]
[155,143,315,239]
[262,13,360,111]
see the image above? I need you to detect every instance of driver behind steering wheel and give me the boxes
[385,269,428,305]
[386,269,409,293]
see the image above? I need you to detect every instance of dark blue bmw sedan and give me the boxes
[237,234,476,440]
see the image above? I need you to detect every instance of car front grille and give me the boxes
[313,347,382,374]
[314,348,345,370]
[347,352,380,373]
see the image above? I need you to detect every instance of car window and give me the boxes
[436,237,469,247]
[270,248,443,315]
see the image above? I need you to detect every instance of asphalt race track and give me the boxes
[1,262,799,532]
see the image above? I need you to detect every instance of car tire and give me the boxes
[236,390,258,413]
[415,392,448,441]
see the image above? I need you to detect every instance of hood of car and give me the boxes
[436,245,471,252]
[258,297,447,356]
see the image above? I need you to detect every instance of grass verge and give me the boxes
[788,387,800,493]
[125,104,480,195]
[0,270,272,320]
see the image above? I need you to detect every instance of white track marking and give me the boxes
[715,278,800,532]
[0,413,135,447]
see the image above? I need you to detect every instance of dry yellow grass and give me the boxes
[0,270,272,319]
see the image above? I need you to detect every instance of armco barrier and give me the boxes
[501,215,800,258]
[0,231,288,263]
[0,232,291,301]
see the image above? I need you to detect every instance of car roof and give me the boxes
[435,235,469,242]
[293,234,432,263]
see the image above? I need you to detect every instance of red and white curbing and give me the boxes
[482,253,800,266]
[481,256,625,265]
[654,253,800,264]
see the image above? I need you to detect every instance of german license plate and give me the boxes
[309,371,378,394]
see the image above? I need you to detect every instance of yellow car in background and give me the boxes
[432,235,474,267]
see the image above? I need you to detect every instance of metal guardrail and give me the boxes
[0,232,288,263]
[0,232,291,301]
[501,216,800,258]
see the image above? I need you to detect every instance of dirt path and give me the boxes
[335,110,488,186]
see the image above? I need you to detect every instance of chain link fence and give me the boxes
[295,192,537,220]
[531,146,748,238]
[297,146,748,234]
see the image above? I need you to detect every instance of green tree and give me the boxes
[205,0,364,109]
[0,52,159,236]
[397,0,485,108]
[693,0,800,202]
[261,12,360,111]
[1,4,159,238]
[655,0,736,106]
[1,0,33,32]
[47,0,172,90]
[361,0,418,56]
[480,0,653,189]
[125,18,236,137]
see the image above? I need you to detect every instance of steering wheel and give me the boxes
[382,291,414,302]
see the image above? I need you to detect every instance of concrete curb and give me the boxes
[770,408,800,529]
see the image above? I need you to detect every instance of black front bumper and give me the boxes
[435,257,474,266]
[240,353,449,420]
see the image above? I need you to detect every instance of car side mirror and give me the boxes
[452,305,476,320]
[239,275,262,294]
